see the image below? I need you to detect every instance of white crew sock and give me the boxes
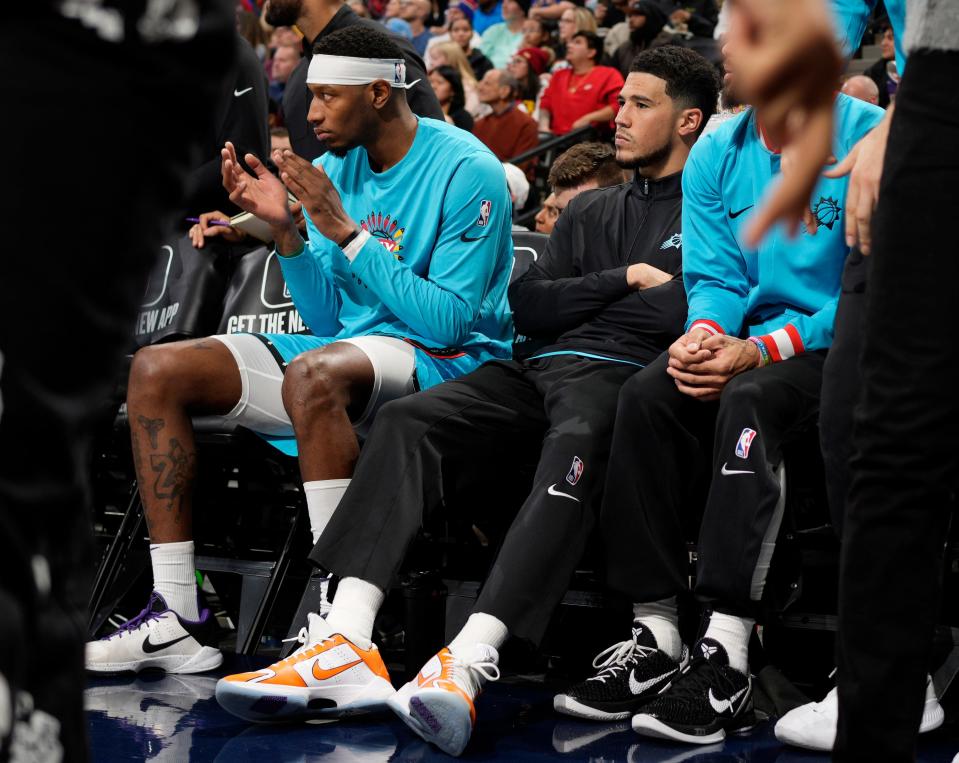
[448,612,509,659]
[150,541,199,620]
[325,576,384,650]
[633,597,682,661]
[703,611,754,674]
[304,479,351,545]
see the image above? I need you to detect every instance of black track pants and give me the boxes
[311,355,637,643]
[602,351,824,616]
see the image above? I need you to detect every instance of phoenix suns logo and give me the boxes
[804,196,842,234]
[361,212,406,260]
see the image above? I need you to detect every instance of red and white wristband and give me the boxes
[750,325,804,364]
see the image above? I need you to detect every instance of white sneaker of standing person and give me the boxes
[774,674,945,751]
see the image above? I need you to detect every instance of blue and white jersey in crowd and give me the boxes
[682,93,884,361]
[272,116,514,385]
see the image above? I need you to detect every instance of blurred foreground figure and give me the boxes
[0,2,234,760]
[724,1,959,760]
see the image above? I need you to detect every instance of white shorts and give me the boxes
[212,333,417,439]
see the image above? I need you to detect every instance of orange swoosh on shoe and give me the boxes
[313,658,363,682]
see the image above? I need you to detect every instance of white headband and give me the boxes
[307,54,420,89]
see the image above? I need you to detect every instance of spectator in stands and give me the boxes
[268,43,301,105]
[529,0,574,22]
[450,16,494,78]
[348,0,370,16]
[400,0,433,55]
[613,0,668,78]
[473,0,504,35]
[521,16,552,50]
[216,47,717,758]
[238,9,270,61]
[864,22,895,108]
[269,25,301,50]
[533,141,624,234]
[385,16,414,38]
[425,3,485,68]
[86,27,513,679]
[508,46,548,113]
[432,41,488,117]
[557,6,598,53]
[538,32,624,135]
[382,0,401,19]
[663,0,717,40]
[473,70,540,167]
[840,74,879,105]
[430,65,476,130]
[267,0,442,162]
[563,54,883,746]
[479,0,528,67]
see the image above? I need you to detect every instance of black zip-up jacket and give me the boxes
[284,6,444,161]
[510,171,687,366]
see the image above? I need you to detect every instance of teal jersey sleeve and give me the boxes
[277,218,342,338]
[682,136,750,337]
[347,151,511,348]
[831,0,907,71]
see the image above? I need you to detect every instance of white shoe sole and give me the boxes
[86,646,223,675]
[775,694,946,752]
[553,695,631,721]
[395,688,473,757]
[215,675,395,723]
[632,714,725,745]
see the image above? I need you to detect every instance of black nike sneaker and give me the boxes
[631,637,756,744]
[554,621,688,721]
[86,592,223,674]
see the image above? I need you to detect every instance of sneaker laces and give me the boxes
[279,614,335,663]
[102,596,164,640]
[589,636,655,683]
[448,653,501,698]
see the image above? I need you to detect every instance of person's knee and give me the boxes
[616,369,670,423]
[719,373,764,411]
[128,344,190,406]
[282,350,351,422]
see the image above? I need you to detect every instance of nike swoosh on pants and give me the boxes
[720,462,754,476]
[547,484,580,503]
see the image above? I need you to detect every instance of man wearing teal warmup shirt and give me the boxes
[86,26,514,677]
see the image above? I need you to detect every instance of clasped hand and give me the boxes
[666,329,761,401]
[220,141,356,245]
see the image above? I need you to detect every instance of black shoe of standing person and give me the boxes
[631,637,756,745]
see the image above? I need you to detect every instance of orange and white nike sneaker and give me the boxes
[215,613,395,723]
[387,644,500,756]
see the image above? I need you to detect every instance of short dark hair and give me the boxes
[549,142,623,191]
[433,65,467,114]
[629,45,720,136]
[571,31,603,61]
[313,25,404,60]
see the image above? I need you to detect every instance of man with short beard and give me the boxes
[221,46,718,758]
[268,0,443,160]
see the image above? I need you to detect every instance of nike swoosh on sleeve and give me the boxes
[460,232,489,243]
[234,87,253,97]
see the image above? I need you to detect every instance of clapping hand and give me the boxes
[273,149,357,245]
[221,141,292,228]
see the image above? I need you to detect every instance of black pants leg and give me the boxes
[311,361,548,590]
[695,353,825,615]
[820,250,870,535]
[835,51,959,763]
[601,353,716,604]
[602,352,824,615]
[475,359,637,643]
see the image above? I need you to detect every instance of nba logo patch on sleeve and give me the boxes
[476,200,492,227]
[735,428,757,459]
[566,456,584,486]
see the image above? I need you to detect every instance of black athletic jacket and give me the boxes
[510,171,687,366]
[284,6,444,161]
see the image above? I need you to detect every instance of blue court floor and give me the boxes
[87,657,959,762]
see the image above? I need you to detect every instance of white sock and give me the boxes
[325,576,384,650]
[448,612,509,658]
[632,597,682,661]
[304,479,351,545]
[703,611,754,674]
[150,541,199,620]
